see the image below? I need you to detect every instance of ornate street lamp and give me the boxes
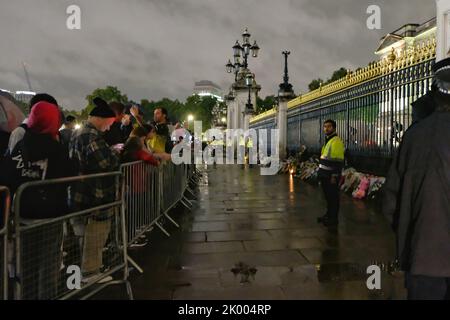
[226,59,234,73]
[233,40,243,58]
[278,51,294,98]
[225,27,260,79]
[251,41,260,58]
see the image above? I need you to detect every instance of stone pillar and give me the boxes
[436,0,450,61]
[277,99,288,159]
[233,75,260,130]
[233,93,241,130]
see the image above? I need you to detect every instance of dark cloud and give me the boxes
[0,0,435,110]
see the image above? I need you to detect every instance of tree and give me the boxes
[307,67,348,92]
[256,95,277,114]
[308,79,323,91]
[81,86,128,119]
[328,67,347,83]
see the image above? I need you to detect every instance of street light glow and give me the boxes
[187,115,194,122]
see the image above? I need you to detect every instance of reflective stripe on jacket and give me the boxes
[319,135,345,173]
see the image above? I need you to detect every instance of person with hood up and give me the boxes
[0,101,75,299]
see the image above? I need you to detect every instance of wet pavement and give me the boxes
[100,165,406,300]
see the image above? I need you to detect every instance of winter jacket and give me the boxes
[104,121,128,146]
[383,111,450,277]
[0,130,75,219]
[69,121,120,218]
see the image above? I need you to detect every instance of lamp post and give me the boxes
[245,73,254,114]
[277,50,295,160]
[225,28,260,130]
[225,28,260,81]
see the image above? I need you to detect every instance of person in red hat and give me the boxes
[0,100,75,299]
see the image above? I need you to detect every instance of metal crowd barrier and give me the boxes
[120,161,194,240]
[121,161,161,245]
[11,172,132,300]
[0,160,198,300]
[0,186,10,300]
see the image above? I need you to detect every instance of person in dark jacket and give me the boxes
[383,57,450,300]
[410,82,438,125]
[0,101,74,300]
[104,101,128,146]
[59,115,76,154]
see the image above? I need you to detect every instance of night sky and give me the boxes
[0,0,436,110]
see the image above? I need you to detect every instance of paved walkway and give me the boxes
[103,165,406,300]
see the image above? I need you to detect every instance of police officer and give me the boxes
[317,119,345,227]
[384,57,450,299]
[238,134,246,165]
[246,136,255,166]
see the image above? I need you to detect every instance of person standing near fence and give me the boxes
[0,101,74,299]
[104,101,128,146]
[383,57,450,300]
[6,93,59,155]
[59,115,76,154]
[317,119,345,227]
[69,97,119,283]
[147,107,173,154]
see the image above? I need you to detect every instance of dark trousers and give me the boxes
[319,174,341,221]
[20,223,64,300]
[406,274,450,300]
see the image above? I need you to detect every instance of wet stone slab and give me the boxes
[103,165,402,300]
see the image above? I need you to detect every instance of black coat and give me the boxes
[383,111,450,277]
[104,121,128,146]
[411,90,437,124]
[0,131,76,219]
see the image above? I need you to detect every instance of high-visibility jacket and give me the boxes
[239,136,245,146]
[246,138,254,148]
[210,140,222,146]
[147,135,167,153]
[319,134,345,174]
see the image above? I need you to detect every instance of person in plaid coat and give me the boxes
[69,97,120,281]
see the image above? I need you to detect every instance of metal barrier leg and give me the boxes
[164,212,180,228]
[155,221,171,237]
[185,187,197,200]
[180,197,193,210]
[127,256,144,274]
[125,280,134,300]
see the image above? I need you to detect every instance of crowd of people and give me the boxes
[0,94,179,299]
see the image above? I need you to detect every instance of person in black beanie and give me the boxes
[69,97,119,282]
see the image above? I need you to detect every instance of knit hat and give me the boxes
[89,97,116,118]
[27,101,61,139]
